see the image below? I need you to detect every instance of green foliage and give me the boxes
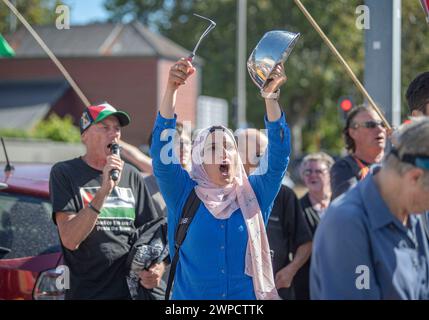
[34,114,81,142]
[0,128,32,139]
[0,0,63,34]
[3,0,429,154]
[401,0,429,118]
[0,114,81,143]
[48,0,429,155]
[104,0,366,156]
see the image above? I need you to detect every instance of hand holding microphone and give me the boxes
[99,144,123,196]
[110,143,121,182]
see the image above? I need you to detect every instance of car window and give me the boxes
[0,193,60,259]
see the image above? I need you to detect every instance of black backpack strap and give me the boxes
[165,188,201,300]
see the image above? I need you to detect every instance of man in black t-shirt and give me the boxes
[268,185,313,300]
[49,103,164,299]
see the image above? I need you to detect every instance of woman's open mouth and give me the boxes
[219,163,230,177]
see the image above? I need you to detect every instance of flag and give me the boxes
[0,34,15,57]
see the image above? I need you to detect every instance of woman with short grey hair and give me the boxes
[294,152,334,300]
[299,152,334,226]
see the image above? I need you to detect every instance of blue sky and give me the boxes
[64,0,109,25]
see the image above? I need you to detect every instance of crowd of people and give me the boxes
[49,60,429,300]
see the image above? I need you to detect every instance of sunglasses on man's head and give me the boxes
[351,120,386,129]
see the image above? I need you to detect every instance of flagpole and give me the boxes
[293,0,391,130]
[2,0,91,107]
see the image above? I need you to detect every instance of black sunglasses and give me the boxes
[351,120,386,129]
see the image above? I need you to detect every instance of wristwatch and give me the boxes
[260,88,280,100]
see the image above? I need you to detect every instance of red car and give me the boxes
[0,162,65,300]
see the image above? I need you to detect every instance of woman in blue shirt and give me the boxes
[151,58,291,300]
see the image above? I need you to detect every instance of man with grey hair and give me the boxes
[311,118,429,299]
[50,103,164,299]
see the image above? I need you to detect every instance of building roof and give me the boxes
[0,79,69,130]
[6,22,199,61]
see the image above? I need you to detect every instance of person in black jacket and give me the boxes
[236,128,312,300]
[330,105,387,200]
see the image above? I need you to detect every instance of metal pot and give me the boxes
[247,30,300,89]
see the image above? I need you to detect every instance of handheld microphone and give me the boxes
[110,143,120,182]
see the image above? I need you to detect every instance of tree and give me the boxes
[104,0,429,156]
[34,114,81,142]
[401,0,429,118]
[0,114,81,143]
[0,0,62,34]
[104,0,172,26]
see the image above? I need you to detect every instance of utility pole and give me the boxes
[236,0,247,128]
[9,0,17,32]
[364,0,401,127]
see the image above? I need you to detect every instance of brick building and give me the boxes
[0,22,201,146]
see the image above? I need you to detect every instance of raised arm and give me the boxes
[264,64,286,122]
[250,64,291,218]
[159,58,195,119]
[151,58,196,210]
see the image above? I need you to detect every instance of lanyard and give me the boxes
[353,156,370,180]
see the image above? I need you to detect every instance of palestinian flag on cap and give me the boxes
[80,103,130,133]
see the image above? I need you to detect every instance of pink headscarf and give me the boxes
[190,126,280,300]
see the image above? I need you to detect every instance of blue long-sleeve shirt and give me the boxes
[310,169,429,300]
[151,112,290,300]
